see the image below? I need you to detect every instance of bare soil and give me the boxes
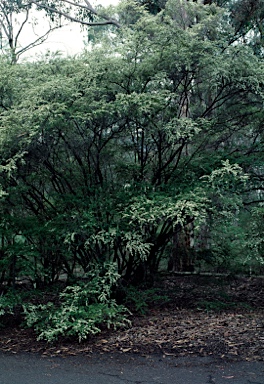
[0,275,263,361]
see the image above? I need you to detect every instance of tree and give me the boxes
[0,0,66,63]
[205,0,264,52]
[0,0,121,63]
[28,0,120,27]
[0,0,263,288]
[135,0,167,14]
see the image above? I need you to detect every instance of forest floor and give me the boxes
[0,274,263,361]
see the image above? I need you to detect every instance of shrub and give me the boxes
[0,290,23,327]
[0,291,19,317]
[123,285,170,315]
[23,262,131,342]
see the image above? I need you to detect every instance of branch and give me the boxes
[0,3,12,28]
[0,17,9,38]
[16,24,63,58]
[61,0,95,12]
[64,0,120,25]
[256,19,264,42]
[0,8,11,39]
[30,0,120,28]
[14,8,30,49]
[244,200,264,206]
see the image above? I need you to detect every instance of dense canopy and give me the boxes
[0,0,263,341]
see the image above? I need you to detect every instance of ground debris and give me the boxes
[0,275,263,360]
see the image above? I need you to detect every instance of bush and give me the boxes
[0,291,18,317]
[23,263,131,342]
[0,290,23,327]
[123,285,170,315]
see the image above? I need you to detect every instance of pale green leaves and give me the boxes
[124,232,152,261]
[202,159,249,191]
[116,90,170,116]
[0,188,7,198]
[201,160,249,219]
[85,229,152,261]
[123,191,208,229]
[0,152,27,178]
[23,262,131,342]
[164,117,203,144]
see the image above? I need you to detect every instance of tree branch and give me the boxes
[30,0,120,28]
[0,17,9,39]
[15,24,63,58]
[14,8,30,49]
[244,200,264,206]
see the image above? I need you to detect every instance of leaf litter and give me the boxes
[0,275,263,361]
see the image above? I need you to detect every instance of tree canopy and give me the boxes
[0,0,263,292]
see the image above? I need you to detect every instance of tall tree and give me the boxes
[0,0,263,286]
[28,0,120,27]
[0,0,65,63]
[0,0,121,63]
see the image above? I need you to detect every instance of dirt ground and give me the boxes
[0,275,263,361]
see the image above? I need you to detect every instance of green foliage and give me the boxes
[123,285,169,315]
[0,0,263,293]
[244,205,264,269]
[197,299,237,312]
[123,192,208,229]
[197,297,252,312]
[23,263,131,342]
[0,291,21,318]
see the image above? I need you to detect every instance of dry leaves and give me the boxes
[0,276,263,361]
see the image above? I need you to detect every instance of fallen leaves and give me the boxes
[0,275,263,360]
[93,308,263,360]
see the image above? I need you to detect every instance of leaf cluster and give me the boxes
[23,263,131,342]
